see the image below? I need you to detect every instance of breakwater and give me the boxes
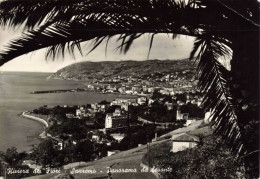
[22,111,49,128]
[30,88,91,94]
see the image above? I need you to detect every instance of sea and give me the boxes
[0,72,135,152]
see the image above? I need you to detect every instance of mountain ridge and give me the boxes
[49,59,197,81]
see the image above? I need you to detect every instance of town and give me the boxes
[19,84,207,173]
[69,69,197,95]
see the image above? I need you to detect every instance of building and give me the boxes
[176,108,189,120]
[197,98,203,107]
[110,133,126,142]
[22,160,42,169]
[185,119,197,126]
[66,112,76,119]
[76,108,89,118]
[110,98,137,106]
[91,131,104,142]
[91,103,98,110]
[137,96,147,105]
[105,108,127,129]
[176,108,183,120]
[204,110,213,124]
[165,102,173,110]
[148,98,154,105]
[171,133,199,153]
[147,87,155,93]
[107,150,120,156]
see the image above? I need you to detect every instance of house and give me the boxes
[125,90,134,94]
[106,84,117,91]
[148,98,154,105]
[204,110,213,124]
[197,98,203,107]
[110,133,126,142]
[176,108,183,120]
[66,112,76,119]
[76,108,89,118]
[147,87,155,93]
[137,96,147,105]
[171,133,199,153]
[165,102,173,110]
[110,98,137,106]
[185,119,197,126]
[98,101,110,111]
[22,160,42,169]
[101,138,111,146]
[91,131,105,142]
[177,100,185,106]
[121,103,129,111]
[176,108,189,121]
[132,85,142,93]
[107,150,120,156]
[91,103,98,110]
[118,87,126,93]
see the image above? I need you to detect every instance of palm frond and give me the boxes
[147,33,156,59]
[0,0,209,63]
[192,36,244,156]
[1,0,237,64]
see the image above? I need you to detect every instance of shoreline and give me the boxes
[21,111,50,140]
[22,111,49,128]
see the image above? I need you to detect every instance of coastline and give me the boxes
[21,111,50,139]
[22,111,49,128]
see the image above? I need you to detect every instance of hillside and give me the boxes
[49,59,197,81]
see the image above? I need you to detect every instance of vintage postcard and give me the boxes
[0,0,259,179]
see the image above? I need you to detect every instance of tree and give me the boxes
[32,138,57,167]
[0,0,258,177]
[74,140,94,162]
[3,147,20,167]
[0,148,33,179]
[157,135,244,179]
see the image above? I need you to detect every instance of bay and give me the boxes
[0,72,134,152]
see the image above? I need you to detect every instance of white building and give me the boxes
[204,110,213,124]
[105,108,127,129]
[110,133,126,142]
[176,108,188,120]
[22,160,42,169]
[185,119,197,126]
[171,133,199,153]
[165,102,173,110]
[137,96,147,105]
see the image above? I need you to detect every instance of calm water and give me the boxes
[0,72,134,152]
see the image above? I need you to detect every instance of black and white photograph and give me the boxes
[0,0,259,178]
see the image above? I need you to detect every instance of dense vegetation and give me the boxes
[0,147,35,179]
[143,132,244,179]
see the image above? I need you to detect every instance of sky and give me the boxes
[0,27,195,72]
